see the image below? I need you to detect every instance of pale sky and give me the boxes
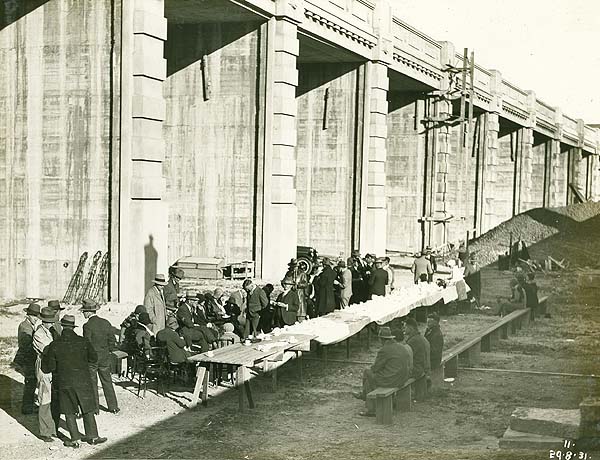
[390,0,600,124]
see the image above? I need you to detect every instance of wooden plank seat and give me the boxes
[479,308,530,352]
[366,376,425,425]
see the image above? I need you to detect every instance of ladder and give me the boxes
[76,250,102,304]
[62,252,88,305]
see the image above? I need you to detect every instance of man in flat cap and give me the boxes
[13,303,41,414]
[144,274,168,334]
[42,315,107,448]
[353,326,411,416]
[81,299,120,414]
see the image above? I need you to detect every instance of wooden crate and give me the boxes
[174,257,225,280]
[225,261,254,280]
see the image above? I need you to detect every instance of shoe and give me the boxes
[352,391,365,401]
[90,437,108,445]
[39,436,54,442]
[63,440,80,448]
[109,408,120,414]
[358,410,375,417]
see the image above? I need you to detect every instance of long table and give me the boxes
[187,333,314,411]
[283,280,469,346]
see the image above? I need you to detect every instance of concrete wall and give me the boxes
[295,63,359,257]
[528,140,547,210]
[386,93,424,252]
[0,0,113,298]
[486,131,517,229]
[163,22,261,265]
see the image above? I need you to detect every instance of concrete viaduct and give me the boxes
[1,0,598,301]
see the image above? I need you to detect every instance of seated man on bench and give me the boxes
[353,326,411,417]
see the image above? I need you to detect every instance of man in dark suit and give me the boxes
[405,318,431,380]
[47,299,64,337]
[13,303,40,414]
[81,299,120,414]
[353,327,411,416]
[176,290,214,351]
[424,312,444,370]
[242,279,268,338]
[164,267,184,310]
[42,315,107,448]
[317,258,337,316]
[156,316,190,364]
[368,257,389,298]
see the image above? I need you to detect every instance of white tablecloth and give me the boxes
[281,280,469,345]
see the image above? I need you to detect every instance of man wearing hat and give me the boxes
[13,303,41,414]
[273,277,299,327]
[424,312,444,370]
[164,266,185,311]
[47,299,64,337]
[316,258,336,316]
[119,305,146,353]
[334,260,352,309]
[135,312,154,356]
[176,290,212,351]
[144,274,168,334]
[405,317,431,382]
[411,251,433,284]
[353,326,411,416]
[368,257,389,298]
[81,299,120,414]
[32,307,61,441]
[242,279,269,338]
[42,315,107,448]
[463,252,481,305]
[284,259,309,321]
[424,247,437,283]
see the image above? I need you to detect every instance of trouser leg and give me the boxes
[65,414,81,441]
[51,387,61,431]
[362,369,377,414]
[98,359,118,411]
[82,412,99,439]
[89,363,100,411]
[22,375,36,412]
[38,403,57,437]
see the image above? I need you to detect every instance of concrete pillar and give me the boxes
[360,61,389,256]
[515,127,534,214]
[259,1,300,280]
[546,139,561,207]
[481,112,500,233]
[112,0,168,302]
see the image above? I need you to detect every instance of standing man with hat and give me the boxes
[317,258,337,316]
[353,326,411,416]
[47,300,64,337]
[335,260,352,309]
[424,247,437,283]
[285,259,309,321]
[32,307,61,441]
[424,313,444,371]
[164,266,185,311]
[368,257,389,298]
[144,274,168,334]
[242,278,269,338]
[42,315,107,448]
[13,303,41,414]
[81,299,120,414]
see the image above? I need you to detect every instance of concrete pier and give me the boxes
[1,0,599,301]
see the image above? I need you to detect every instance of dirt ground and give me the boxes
[0,265,598,460]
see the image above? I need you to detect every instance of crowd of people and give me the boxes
[12,299,113,448]
[10,246,481,447]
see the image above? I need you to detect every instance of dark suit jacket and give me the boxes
[424,325,444,369]
[369,268,389,297]
[83,315,117,363]
[177,302,195,328]
[276,290,299,326]
[317,266,337,315]
[163,278,180,308]
[14,317,37,375]
[371,341,411,388]
[156,327,188,363]
[42,329,98,415]
[407,332,431,379]
[247,286,269,317]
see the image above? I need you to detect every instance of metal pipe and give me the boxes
[458,367,599,379]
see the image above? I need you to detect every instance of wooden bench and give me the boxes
[480,308,530,352]
[442,335,482,378]
[366,376,426,425]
